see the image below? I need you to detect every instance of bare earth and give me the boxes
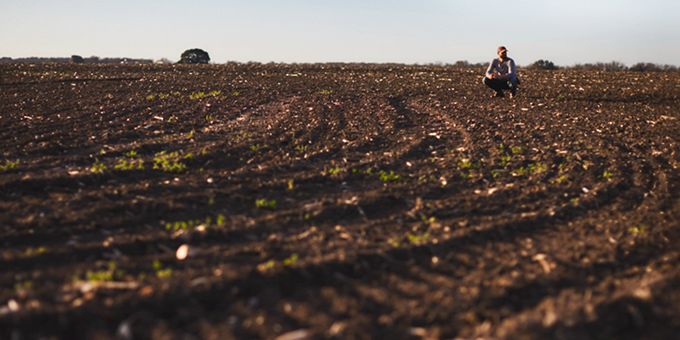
[1,63,679,339]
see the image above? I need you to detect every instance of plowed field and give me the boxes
[1,63,679,339]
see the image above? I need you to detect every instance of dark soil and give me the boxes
[1,63,679,339]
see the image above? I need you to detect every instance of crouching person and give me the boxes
[482,46,519,98]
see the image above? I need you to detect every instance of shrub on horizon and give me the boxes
[178,48,210,64]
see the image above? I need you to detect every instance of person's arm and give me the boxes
[501,59,516,80]
[485,59,496,78]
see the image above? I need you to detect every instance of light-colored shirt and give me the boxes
[486,57,516,81]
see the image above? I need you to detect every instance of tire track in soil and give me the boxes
[2,64,679,339]
[395,96,680,338]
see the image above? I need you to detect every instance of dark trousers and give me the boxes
[482,77,518,94]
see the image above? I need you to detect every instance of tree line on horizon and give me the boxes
[2,48,678,72]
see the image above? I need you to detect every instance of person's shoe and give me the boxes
[510,87,517,98]
[492,91,504,98]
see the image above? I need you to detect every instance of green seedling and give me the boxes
[499,154,512,167]
[327,166,342,176]
[255,198,277,209]
[250,144,262,152]
[511,146,524,155]
[387,237,402,248]
[153,151,189,173]
[295,145,308,153]
[0,159,20,172]
[152,260,173,279]
[282,253,299,266]
[352,168,374,175]
[257,260,276,272]
[491,169,505,179]
[85,261,123,282]
[458,158,473,170]
[420,214,437,226]
[231,90,240,96]
[628,225,646,236]
[319,89,333,95]
[189,91,206,100]
[114,157,144,171]
[512,166,528,177]
[529,162,548,175]
[602,170,614,180]
[164,213,226,232]
[406,232,431,245]
[90,159,107,174]
[378,170,400,182]
[14,281,33,293]
[23,246,47,257]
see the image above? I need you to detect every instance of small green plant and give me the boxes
[420,214,438,226]
[114,157,144,171]
[327,166,342,176]
[152,260,173,279]
[378,170,400,182]
[164,213,226,232]
[491,169,505,179]
[90,159,107,174]
[352,167,374,175]
[602,170,614,180]
[319,89,333,95]
[295,145,308,153]
[189,91,206,100]
[146,94,156,101]
[628,225,646,236]
[85,261,123,282]
[257,260,276,272]
[14,280,33,293]
[512,166,528,177]
[249,144,262,152]
[499,154,512,167]
[282,253,299,266]
[458,158,473,170]
[231,90,240,96]
[387,237,402,248]
[406,232,431,245]
[255,198,277,209]
[153,151,188,173]
[189,90,221,100]
[528,162,548,175]
[511,146,524,155]
[23,246,47,257]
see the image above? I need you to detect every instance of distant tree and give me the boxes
[178,48,210,64]
[453,60,470,67]
[530,59,558,70]
[71,55,85,64]
[599,61,627,72]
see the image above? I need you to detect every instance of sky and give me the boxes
[1,0,679,66]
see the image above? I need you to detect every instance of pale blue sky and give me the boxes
[1,0,679,66]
